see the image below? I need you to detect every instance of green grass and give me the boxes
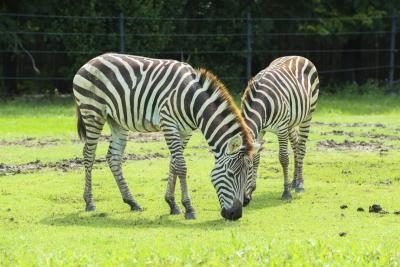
[1,93,400,266]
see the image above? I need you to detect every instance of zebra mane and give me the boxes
[196,68,254,155]
[241,78,254,109]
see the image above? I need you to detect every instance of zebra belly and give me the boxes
[106,107,162,133]
[288,102,311,128]
[129,113,161,132]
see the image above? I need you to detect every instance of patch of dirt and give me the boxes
[317,139,390,151]
[0,133,164,147]
[0,152,167,176]
[314,122,386,128]
[320,130,355,137]
[360,133,400,141]
[99,132,164,143]
[319,131,400,141]
[0,137,61,147]
[375,180,392,186]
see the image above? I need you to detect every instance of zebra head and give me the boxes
[243,141,263,207]
[211,134,254,220]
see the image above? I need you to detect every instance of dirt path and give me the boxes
[317,139,390,151]
[0,133,164,147]
[0,152,167,176]
[313,122,386,128]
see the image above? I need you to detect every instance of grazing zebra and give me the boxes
[241,56,319,204]
[73,53,254,220]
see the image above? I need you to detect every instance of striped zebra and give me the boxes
[241,56,319,204]
[73,53,254,220]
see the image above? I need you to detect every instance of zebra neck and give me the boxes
[242,101,263,141]
[190,95,242,157]
[187,69,249,157]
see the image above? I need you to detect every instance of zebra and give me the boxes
[73,53,254,220]
[241,56,319,204]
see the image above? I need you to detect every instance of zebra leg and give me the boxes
[278,128,292,200]
[288,127,299,190]
[165,164,181,215]
[178,155,196,220]
[178,134,195,219]
[82,116,105,212]
[107,121,142,211]
[294,116,312,193]
[163,129,195,219]
[165,134,192,215]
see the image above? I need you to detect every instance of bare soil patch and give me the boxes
[320,130,355,137]
[360,133,400,141]
[0,133,164,147]
[314,122,386,128]
[99,132,164,143]
[0,152,167,176]
[317,139,390,151]
[0,137,61,147]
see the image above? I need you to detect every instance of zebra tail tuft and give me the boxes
[76,105,87,141]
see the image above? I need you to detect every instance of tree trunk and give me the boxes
[2,52,18,96]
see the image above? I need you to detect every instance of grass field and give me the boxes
[1,93,400,266]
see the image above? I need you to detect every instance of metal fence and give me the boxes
[0,12,399,95]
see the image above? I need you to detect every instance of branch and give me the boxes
[12,33,40,74]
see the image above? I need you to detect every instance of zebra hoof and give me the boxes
[295,187,305,193]
[281,191,292,201]
[124,199,142,212]
[291,179,297,190]
[85,204,96,212]
[170,206,182,215]
[184,212,196,220]
[131,205,143,212]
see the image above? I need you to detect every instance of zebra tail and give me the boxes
[76,105,87,141]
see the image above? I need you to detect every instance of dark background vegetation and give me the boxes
[0,0,399,96]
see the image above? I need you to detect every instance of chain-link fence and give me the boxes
[0,12,399,96]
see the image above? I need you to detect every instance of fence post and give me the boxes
[119,12,125,53]
[388,9,397,93]
[246,5,252,82]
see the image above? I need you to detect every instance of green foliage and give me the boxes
[0,1,399,95]
[322,80,387,95]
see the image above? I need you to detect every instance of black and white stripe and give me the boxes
[241,56,319,203]
[73,53,253,220]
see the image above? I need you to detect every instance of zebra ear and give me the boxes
[227,134,243,154]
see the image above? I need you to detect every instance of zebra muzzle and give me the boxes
[220,198,242,220]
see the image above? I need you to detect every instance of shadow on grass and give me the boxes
[40,211,244,229]
[245,190,285,211]
[40,189,285,229]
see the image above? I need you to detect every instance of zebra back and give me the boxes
[73,53,253,156]
[241,56,319,136]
